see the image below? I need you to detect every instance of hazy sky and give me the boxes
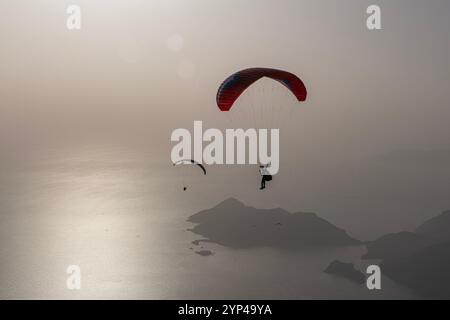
[1,0,450,155]
[1,0,450,237]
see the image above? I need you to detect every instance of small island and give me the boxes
[187,198,360,250]
[195,250,214,257]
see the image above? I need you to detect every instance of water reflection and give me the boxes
[0,146,416,299]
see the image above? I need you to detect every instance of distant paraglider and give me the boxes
[173,159,206,191]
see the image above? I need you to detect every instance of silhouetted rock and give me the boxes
[416,210,450,241]
[382,241,450,299]
[324,260,365,284]
[187,198,360,250]
[362,231,437,260]
[191,239,211,246]
[195,250,214,256]
[362,209,450,298]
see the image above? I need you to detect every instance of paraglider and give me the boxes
[216,67,307,190]
[173,159,206,191]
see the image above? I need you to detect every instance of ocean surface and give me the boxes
[0,146,417,299]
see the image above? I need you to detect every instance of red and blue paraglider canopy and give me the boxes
[216,68,307,111]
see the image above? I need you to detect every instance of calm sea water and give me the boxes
[0,146,416,299]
